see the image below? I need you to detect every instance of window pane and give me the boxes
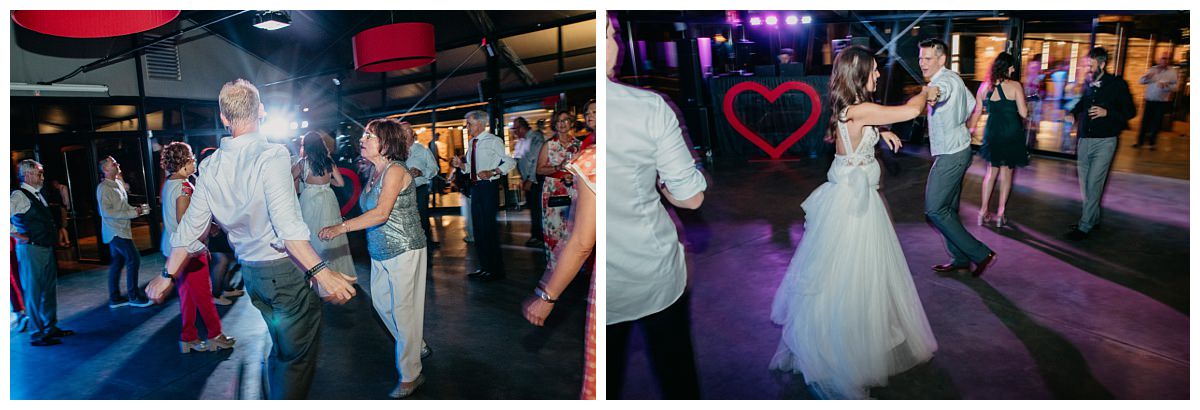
[36,103,90,134]
[91,104,140,132]
[184,105,217,129]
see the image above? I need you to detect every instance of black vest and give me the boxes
[11,188,58,246]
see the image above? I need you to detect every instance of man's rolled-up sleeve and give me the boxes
[652,97,707,200]
[262,146,312,244]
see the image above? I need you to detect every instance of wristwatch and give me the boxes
[161,268,176,283]
[534,287,557,304]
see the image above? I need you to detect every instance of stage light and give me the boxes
[253,10,291,31]
[301,121,309,129]
[289,121,299,130]
[262,115,290,137]
[750,17,762,26]
[765,16,778,26]
[785,16,798,25]
[302,107,309,112]
[801,15,813,24]
[714,33,727,43]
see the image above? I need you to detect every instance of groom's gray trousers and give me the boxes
[925,147,992,266]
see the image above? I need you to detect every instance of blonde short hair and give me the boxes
[218,79,261,128]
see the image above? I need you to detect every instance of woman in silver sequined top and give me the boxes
[318,118,429,399]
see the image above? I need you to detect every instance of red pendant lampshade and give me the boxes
[353,22,436,73]
[11,10,180,38]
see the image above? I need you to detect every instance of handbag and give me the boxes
[547,195,571,208]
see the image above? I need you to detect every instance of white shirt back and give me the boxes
[170,132,311,262]
[606,80,708,324]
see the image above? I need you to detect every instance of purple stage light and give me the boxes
[785,15,798,25]
[750,17,762,26]
[801,15,813,24]
[765,16,778,25]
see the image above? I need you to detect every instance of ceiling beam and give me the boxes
[339,46,595,97]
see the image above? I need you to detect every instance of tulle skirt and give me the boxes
[300,184,357,278]
[769,163,938,399]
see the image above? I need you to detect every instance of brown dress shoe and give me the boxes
[932,263,970,273]
[972,252,997,277]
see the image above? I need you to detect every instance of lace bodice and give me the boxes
[833,108,878,167]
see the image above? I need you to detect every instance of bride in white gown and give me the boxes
[769,45,939,399]
[295,131,357,278]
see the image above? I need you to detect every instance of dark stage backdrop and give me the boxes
[709,75,833,160]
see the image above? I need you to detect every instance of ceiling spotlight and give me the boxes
[750,17,762,26]
[253,10,291,31]
[785,16,798,25]
[765,16,778,26]
[801,15,813,24]
[332,77,342,86]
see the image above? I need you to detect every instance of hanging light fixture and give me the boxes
[11,10,180,38]
[253,10,291,30]
[352,22,436,72]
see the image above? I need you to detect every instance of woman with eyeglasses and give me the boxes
[319,118,430,398]
[535,110,581,274]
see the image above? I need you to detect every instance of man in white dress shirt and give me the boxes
[402,122,441,249]
[146,79,356,399]
[918,38,996,277]
[606,16,705,399]
[451,110,514,281]
[1135,52,1180,150]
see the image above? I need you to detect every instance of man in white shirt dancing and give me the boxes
[918,38,996,277]
[146,79,356,399]
[451,110,514,281]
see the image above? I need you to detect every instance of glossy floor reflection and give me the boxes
[615,147,1189,399]
[10,207,590,399]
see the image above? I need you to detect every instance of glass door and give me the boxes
[59,144,101,262]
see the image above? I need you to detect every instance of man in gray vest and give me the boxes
[10,159,73,346]
[919,38,997,277]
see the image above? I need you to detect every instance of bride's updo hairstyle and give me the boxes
[825,45,877,143]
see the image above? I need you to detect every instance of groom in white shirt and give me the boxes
[146,79,357,399]
[918,38,996,277]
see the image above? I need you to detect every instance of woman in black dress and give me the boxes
[968,52,1029,227]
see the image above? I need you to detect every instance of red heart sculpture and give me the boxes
[722,81,823,159]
